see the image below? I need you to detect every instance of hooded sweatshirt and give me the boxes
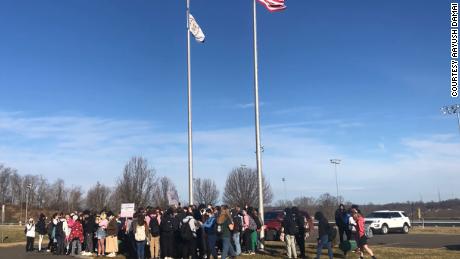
[182,215,197,238]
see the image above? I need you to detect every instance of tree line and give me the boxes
[0,157,274,215]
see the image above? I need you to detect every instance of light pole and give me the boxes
[282,177,287,201]
[330,159,341,205]
[25,183,31,223]
[441,104,460,135]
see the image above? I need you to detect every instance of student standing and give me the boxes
[203,208,218,259]
[55,215,67,255]
[36,213,47,252]
[281,208,298,259]
[106,212,119,258]
[82,211,96,256]
[216,206,236,259]
[315,211,333,259]
[231,208,243,256]
[25,218,36,252]
[68,215,84,256]
[148,209,161,259]
[96,212,108,257]
[335,204,347,243]
[160,208,177,259]
[133,214,150,259]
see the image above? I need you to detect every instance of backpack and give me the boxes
[149,217,160,237]
[342,213,350,225]
[295,215,306,230]
[339,240,358,253]
[160,217,175,233]
[232,215,242,232]
[255,216,262,230]
[135,225,146,241]
[287,216,299,235]
[180,219,193,241]
[248,216,257,231]
[328,225,337,242]
[365,224,374,238]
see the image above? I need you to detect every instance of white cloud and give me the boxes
[0,112,458,204]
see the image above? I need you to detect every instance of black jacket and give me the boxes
[335,209,345,227]
[282,213,298,235]
[318,218,331,237]
[36,218,47,235]
[83,215,97,235]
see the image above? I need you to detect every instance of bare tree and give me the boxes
[22,174,40,208]
[67,186,83,212]
[115,156,156,207]
[35,176,50,208]
[152,177,179,209]
[0,165,11,204]
[275,200,294,208]
[223,167,273,208]
[86,182,112,212]
[9,171,22,205]
[293,196,317,213]
[317,193,341,220]
[50,178,67,211]
[193,178,219,205]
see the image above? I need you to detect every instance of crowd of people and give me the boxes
[23,204,265,259]
[23,203,377,259]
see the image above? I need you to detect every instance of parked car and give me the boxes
[365,210,411,234]
[264,210,312,241]
[264,210,284,241]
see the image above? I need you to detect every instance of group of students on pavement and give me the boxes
[279,204,377,259]
[23,204,264,259]
[24,203,378,259]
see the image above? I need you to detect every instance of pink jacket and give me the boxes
[99,219,108,229]
[243,215,250,230]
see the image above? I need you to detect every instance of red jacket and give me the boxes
[69,221,84,243]
[356,215,365,238]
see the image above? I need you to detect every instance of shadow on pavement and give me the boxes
[445,244,460,251]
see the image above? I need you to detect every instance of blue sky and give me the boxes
[0,0,458,204]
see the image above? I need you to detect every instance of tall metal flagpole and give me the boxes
[186,0,194,205]
[253,0,265,245]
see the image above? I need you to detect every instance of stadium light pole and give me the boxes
[441,104,460,135]
[282,177,287,201]
[330,159,341,205]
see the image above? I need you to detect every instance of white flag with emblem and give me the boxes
[188,14,205,43]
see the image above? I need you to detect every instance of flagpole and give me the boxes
[253,0,265,247]
[186,0,194,205]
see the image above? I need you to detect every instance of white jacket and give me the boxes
[25,223,35,238]
[182,215,197,237]
[61,219,70,236]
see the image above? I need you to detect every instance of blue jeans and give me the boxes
[232,232,241,255]
[207,234,218,258]
[316,234,333,259]
[221,236,236,259]
[136,240,146,259]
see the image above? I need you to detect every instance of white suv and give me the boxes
[365,210,411,234]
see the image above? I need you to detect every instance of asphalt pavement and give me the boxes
[0,233,459,258]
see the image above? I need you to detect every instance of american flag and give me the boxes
[257,0,286,12]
